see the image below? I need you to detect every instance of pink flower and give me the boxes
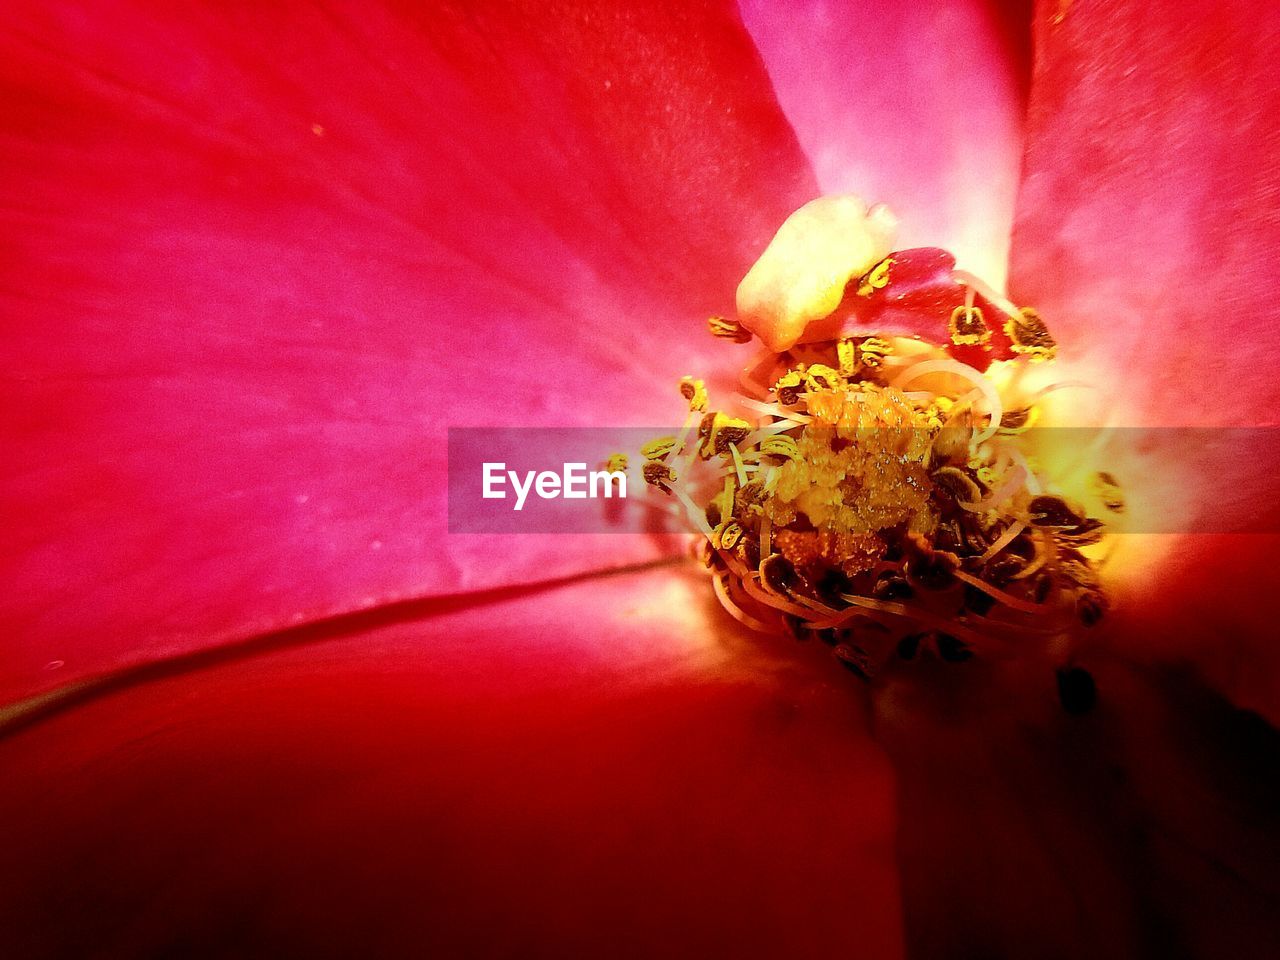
[1,1,1277,956]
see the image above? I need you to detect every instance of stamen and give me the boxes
[641,436,679,461]
[856,256,895,297]
[679,376,708,411]
[978,518,1027,563]
[708,315,754,343]
[858,337,892,368]
[728,442,748,488]
[697,412,752,459]
[642,460,677,493]
[1091,471,1126,514]
[712,571,774,633]
[1006,307,1058,361]
[948,304,992,346]
[629,202,1111,693]
[837,338,857,376]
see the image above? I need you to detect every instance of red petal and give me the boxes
[0,569,904,957]
[740,0,1032,285]
[876,657,1280,958]
[803,248,1019,371]
[1007,1,1280,716]
[0,1,818,701]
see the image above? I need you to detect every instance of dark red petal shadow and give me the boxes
[0,567,903,958]
[875,655,1280,959]
[0,0,819,703]
[740,0,1034,285]
[1007,0,1280,717]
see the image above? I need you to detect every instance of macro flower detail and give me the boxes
[639,200,1111,681]
[735,194,898,351]
[2,1,1279,958]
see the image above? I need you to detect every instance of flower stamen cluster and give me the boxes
[638,251,1114,675]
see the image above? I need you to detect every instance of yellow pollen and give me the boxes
[759,434,799,461]
[766,386,933,535]
[858,336,892,368]
[856,256,894,297]
[837,339,857,376]
[803,363,841,392]
[708,315,753,343]
[640,437,678,461]
[679,376,708,412]
[627,196,1108,681]
[949,304,991,346]
[713,519,744,551]
[1006,307,1058,361]
[698,412,751,459]
[773,369,806,406]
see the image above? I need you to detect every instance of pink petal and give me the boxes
[1007,1,1280,716]
[740,0,1032,286]
[0,1,820,702]
[0,568,904,957]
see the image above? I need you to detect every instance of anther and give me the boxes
[708,314,753,343]
[679,376,708,411]
[949,304,991,346]
[642,460,677,493]
[641,436,678,461]
[856,256,894,297]
[1006,307,1058,361]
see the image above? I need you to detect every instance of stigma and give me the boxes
[736,196,898,353]
[637,198,1112,680]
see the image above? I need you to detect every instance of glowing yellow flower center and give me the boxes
[631,199,1114,680]
[766,386,932,538]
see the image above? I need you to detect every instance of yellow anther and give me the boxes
[679,376,708,412]
[735,195,898,352]
[837,339,857,376]
[759,434,799,461]
[1005,307,1058,361]
[856,256,894,297]
[803,363,841,392]
[603,453,628,473]
[698,412,751,459]
[713,520,744,552]
[641,436,678,461]
[858,336,892,367]
[773,369,806,406]
[949,304,991,346]
[707,314,753,343]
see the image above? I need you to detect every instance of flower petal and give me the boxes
[876,656,1280,958]
[0,1,819,701]
[1007,0,1280,716]
[739,0,1032,286]
[0,568,904,957]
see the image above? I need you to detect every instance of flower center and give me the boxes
[635,206,1116,678]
